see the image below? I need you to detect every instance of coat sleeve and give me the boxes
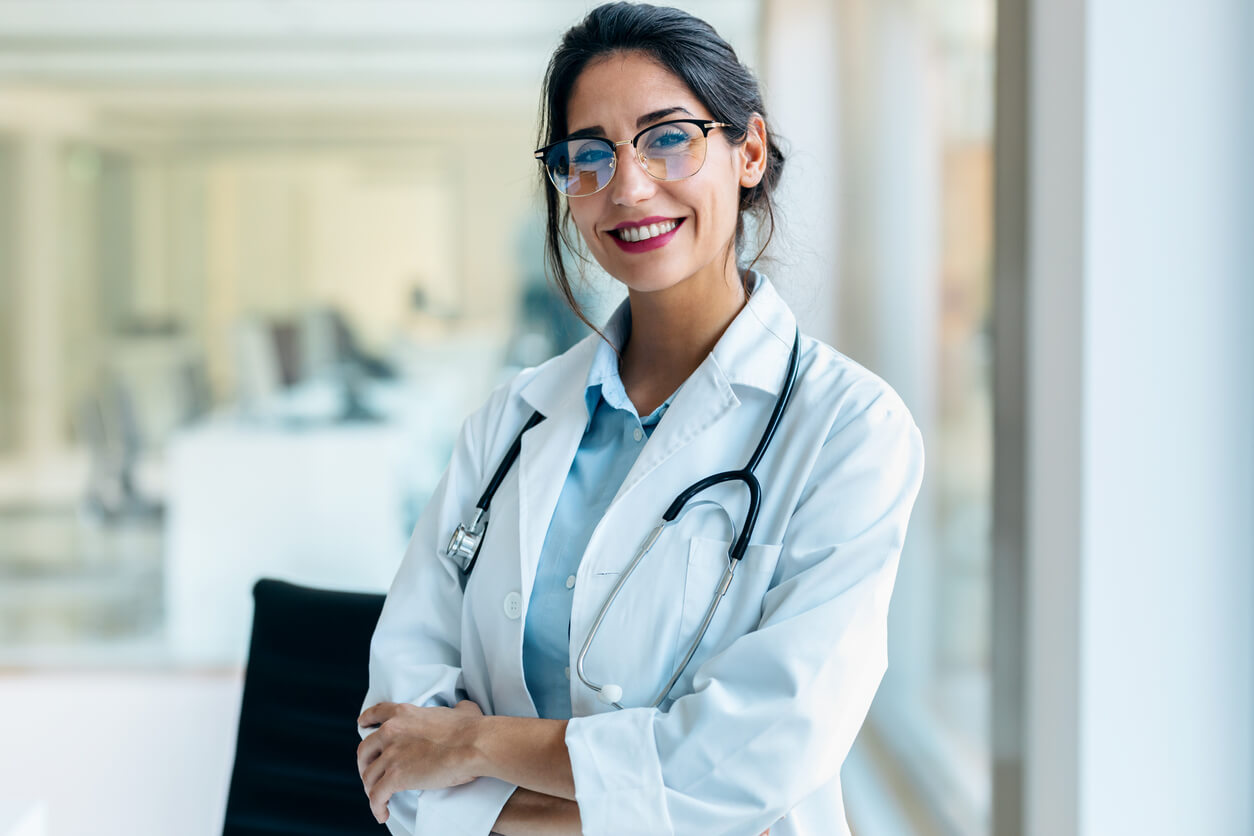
[359,393,518,836]
[563,387,925,836]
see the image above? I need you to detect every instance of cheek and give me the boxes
[691,158,743,237]
[568,204,600,248]
[692,185,741,243]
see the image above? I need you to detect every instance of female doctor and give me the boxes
[356,4,924,835]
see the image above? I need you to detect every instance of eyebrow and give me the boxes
[566,106,696,140]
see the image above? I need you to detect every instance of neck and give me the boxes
[618,260,748,415]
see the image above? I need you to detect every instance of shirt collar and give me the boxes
[583,306,675,430]
[588,269,796,391]
[521,270,797,419]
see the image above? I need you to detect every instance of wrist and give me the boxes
[464,713,496,780]
[459,713,577,801]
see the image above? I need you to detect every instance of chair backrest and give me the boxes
[223,578,386,835]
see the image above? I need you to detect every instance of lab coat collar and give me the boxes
[518,335,599,419]
[710,270,798,397]
[518,270,797,419]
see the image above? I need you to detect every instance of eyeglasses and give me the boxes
[534,119,732,197]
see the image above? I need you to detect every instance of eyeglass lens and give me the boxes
[543,122,709,197]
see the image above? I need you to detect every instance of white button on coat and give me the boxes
[361,274,925,836]
[502,591,522,619]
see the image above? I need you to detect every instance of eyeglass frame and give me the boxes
[533,118,734,196]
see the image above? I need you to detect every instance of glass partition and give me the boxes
[834,0,996,831]
[0,3,761,673]
[0,107,565,665]
[0,138,14,454]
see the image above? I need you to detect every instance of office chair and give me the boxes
[223,579,387,835]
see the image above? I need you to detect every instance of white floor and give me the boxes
[0,668,927,836]
[0,671,242,836]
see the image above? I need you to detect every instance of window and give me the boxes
[835,0,996,831]
[0,139,14,453]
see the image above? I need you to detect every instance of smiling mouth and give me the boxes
[609,218,681,243]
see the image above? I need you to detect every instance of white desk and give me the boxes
[163,380,457,664]
[0,802,46,836]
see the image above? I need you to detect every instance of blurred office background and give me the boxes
[0,1,1249,835]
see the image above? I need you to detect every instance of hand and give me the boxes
[357,699,485,823]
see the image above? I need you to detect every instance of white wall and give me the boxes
[1025,0,1254,833]
[1079,2,1253,832]
[760,0,841,341]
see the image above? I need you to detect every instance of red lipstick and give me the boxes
[608,217,684,254]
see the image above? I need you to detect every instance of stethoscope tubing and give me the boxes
[476,410,546,513]
[457,411,547,576]
[576,329,801,707]
[663,469,761,564]
[450,327,802,709]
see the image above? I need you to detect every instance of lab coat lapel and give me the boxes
[515,338,598,604]
[610,353,739,505]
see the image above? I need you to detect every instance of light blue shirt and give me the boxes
[522,312,675,720]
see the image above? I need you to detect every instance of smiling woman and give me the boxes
[357,4,924,836]
[560,52,761,307]
[535,8,786,339]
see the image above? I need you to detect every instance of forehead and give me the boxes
[566,51,709,133]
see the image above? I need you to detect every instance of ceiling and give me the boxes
[0,0,763,116]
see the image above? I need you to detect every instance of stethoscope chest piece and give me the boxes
[447,410,547,576]
[447,508,486,573]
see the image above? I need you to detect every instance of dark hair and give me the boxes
[537,1,786,333]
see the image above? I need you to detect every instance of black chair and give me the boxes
[223,579,387,835]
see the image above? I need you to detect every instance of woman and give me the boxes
[356,4,924,835]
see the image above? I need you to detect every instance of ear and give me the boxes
[737,113,769,188]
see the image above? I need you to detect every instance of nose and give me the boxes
[608,144,656,206]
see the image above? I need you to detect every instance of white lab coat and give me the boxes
[361,275,924,836]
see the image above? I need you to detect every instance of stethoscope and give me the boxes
[447,329,801,709]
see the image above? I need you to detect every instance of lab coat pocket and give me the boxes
[669,537,783,699]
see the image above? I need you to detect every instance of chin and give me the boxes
[600,258,693,294]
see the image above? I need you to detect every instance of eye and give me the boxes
[569,140,614,167]
[643,126,696,155]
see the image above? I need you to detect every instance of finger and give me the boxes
[361,746,390,796]
[369,769,395,824]
[358,702,396,727]
[356,731,386,779]
[368,768,386,822]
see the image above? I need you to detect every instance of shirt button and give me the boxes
[502,591,522,619]
[564,666,571,680]
[565,575,576,589]
[633,427,644,442]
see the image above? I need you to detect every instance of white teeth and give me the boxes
[616,219,678,243]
